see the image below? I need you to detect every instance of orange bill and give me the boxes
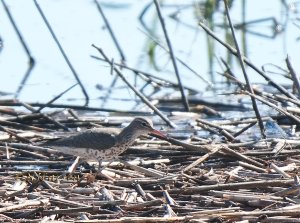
[150,129,168,139]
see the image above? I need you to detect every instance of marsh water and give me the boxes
[0,0,299,110]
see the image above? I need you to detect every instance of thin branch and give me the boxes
[0,100,151,115]
[139,28,212,87]
[92,45,176,128]
[153,0,189,112]
[33,0,89,106]
[198,21,299,101]
[91,55,198,93]
[94,0,126,63]
[223,0,265,138]
[286,55,300,98]
[1,0,36,99]
[242,90,300,125]
[36,83,77,113]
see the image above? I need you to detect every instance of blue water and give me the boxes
[0,0,298,110]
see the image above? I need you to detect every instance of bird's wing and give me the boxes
[42,128,120,150]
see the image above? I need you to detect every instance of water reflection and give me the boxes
[0,0,298,110]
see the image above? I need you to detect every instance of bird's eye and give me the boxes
[141,122,147,127]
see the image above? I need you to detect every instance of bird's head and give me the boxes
[130,117,166,139]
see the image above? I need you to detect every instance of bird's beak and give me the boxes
[150,129,168,139]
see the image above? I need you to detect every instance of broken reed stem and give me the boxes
[19,101,69,131]
[168,179,294,194]
[198,21,299,102]
[0,100,150,115]
[153,0,190,112]
[196,118,236,141]
[92,45,176,128]
[182,147,220,172]
[0,125,31,143]
[223,0,265,139]
[94,0,126,63]
[91,55,198,93]
[138,28,212,87]
[220,66,300,124]
[242,90,300,125]
[286,55,300,98]
[33,0,89,106]
[1,0,36,99]
[0,119,49,132]
[0,160,70,165]
[74,217,189,222]
[233,121,257,138]
[36,83,77,112]
[0,199,49,213]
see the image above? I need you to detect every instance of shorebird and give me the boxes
[43,117,166,168]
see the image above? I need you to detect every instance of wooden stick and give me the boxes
[182,147,220,172]
[0,199,49,213]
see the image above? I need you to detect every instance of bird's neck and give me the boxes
[116,126,138,146]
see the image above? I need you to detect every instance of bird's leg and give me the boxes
[96,160,114,181]
[98,160,103,172]
[98,160,113,172]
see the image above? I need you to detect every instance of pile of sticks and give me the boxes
[0,101,299,223]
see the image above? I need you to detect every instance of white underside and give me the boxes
[53,146,126,161]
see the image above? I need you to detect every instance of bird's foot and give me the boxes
[95,160,115,181]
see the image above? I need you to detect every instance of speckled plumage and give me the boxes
[42,117,165,162]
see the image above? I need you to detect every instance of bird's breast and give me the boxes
[54,145,128,161]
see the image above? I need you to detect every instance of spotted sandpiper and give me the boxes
[43,117,166,168]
